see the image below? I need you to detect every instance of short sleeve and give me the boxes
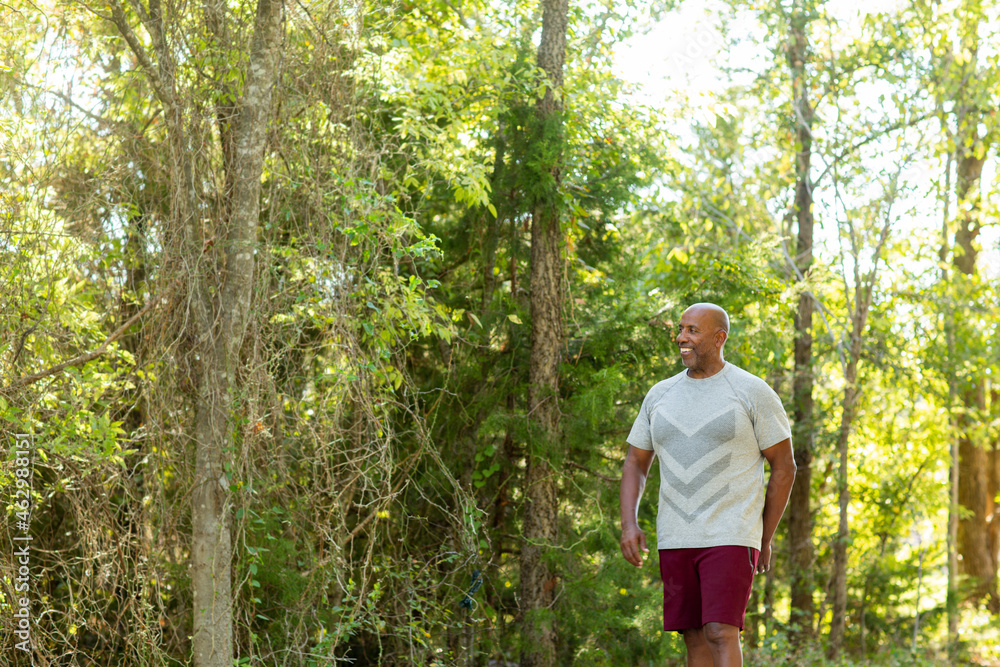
[626,391,654,451]
[752,384,792,451]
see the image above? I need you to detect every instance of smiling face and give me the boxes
[676,304,728,378]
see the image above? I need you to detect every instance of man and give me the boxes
[619,303,796,667]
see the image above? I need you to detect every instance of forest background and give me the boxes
[0,0,998,664]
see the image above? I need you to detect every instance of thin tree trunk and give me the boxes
[189,1,283,663]
[785,5,816,638]
[519,0,568,665]
[827,372,857,658]
[827,195,893,659]
[828,309,865,658]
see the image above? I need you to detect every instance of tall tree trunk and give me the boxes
[951,27,997,606]
[785,5,816,639]
[190,2,283,665]
[827,346,858,659]
[953,146,997,608]
[519,0,568,665]
[108,0,283,664]
[827,202,892,659]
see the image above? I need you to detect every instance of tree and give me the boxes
[102,0,284,662]
[946,0,1000,614]
[783,0,819,638]
[827,169,901,658]
[520,0,570,664]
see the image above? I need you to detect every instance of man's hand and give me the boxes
[620,445,655,567]
[620,524,649,567]
[758,540,771,574]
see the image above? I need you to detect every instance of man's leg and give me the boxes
[694,546,756,666]
[681,628,713,667]
[703,622,742,667]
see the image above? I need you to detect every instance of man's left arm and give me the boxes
[758,438,796,574]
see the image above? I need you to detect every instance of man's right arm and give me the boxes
[620,445,655,567]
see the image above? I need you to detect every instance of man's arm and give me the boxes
[759,437,796,574]
[620,445,656,567]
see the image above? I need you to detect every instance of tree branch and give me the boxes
[343,444,423,546]
[106,0,172,107]
[566,460,619,483]
[813,111,934,188]
[1,296,161,393]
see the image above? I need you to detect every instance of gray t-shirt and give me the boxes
[627,363,792,550]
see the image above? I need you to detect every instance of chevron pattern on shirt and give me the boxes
[662,484,732,524]
[651,408,737,523]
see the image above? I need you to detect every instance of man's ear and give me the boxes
[715,330,728,348]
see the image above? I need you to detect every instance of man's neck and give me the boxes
[686,360,726,379]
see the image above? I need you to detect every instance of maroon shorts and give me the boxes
[658,546,758,632]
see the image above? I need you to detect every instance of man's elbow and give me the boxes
[621,459,645,484]
[769,452,796,481]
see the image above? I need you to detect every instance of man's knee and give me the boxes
[702,622,739,646]
[682,627,706,647]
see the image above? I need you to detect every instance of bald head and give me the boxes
[676,303,730,377]
[683,303,730,335]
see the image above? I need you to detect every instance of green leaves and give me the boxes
[471,442,500,487]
